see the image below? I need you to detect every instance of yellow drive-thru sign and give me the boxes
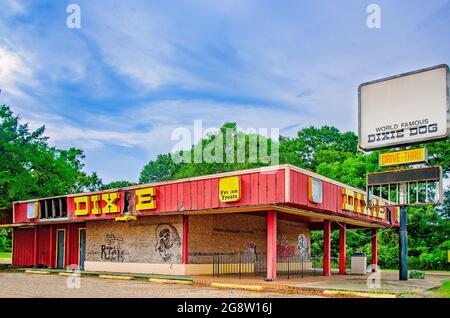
[379,148,428,167]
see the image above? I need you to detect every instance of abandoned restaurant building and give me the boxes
[2,164,399,280]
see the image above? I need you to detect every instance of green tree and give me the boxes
[439,188,450,219]
[139,122,278,182]
[316,152,380,189]
[279,126,358,171]
[100,181,137,190]
[139,153,182,183]
[0,104,102,212]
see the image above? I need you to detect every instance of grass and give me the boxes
[433,280,450,298]
[381,269,450,274]
[0,252,12,259]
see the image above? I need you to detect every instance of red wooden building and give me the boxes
[2,165,398,280]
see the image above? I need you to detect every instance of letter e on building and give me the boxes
[135,187,156,211]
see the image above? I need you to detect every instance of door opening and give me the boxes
[79,228,86,270]
[56,229,66,269]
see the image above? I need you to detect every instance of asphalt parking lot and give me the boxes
[0,272,320,298]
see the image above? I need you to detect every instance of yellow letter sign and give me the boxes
[74,196,89,216]
[102,193,120,213]
[135,187,156,211]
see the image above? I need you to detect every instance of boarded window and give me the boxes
[39,197,68,219]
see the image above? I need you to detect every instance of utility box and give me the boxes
[351,252,367,275]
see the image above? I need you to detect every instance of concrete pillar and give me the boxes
[339,224,346,275]
[266,211,277,281]
[323,219,331,277]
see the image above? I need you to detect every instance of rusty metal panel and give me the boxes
[367,166,442,185]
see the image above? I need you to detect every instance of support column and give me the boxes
[399,205,408,280]
[372,228,378,272]
[266,211,277,281]
[323,219,331,277]
[66,224,70,268]
[49,226,53,267]
[33,226,38,266]
[182,215,189,264]
[339,224,346,275]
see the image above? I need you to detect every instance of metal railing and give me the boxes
[193,253,376,278]
[211,253,329,278]
[212,253,267,278]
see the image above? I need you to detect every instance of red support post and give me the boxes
[49,226,53,267]
[33,226,38,266]
[372,228,378,272]
[66,224,70,268]
[323,219,331,277]
[339,223,346,275]
[266,210,277,281]
[182,215,189,264]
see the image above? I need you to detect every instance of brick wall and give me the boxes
[188,213,310,262]
[85,213,311,266]
[86,215,183,264]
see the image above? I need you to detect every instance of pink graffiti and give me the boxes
[276,236,296,257]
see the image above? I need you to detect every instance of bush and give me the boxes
[0,229,12,253]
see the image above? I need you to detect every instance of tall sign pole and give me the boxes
[398,150,408,281]
[399,205,408,280]
[399,179,408,280]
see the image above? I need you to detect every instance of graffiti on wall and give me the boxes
[276,235,296,257]
[100,233,125,262]
[155,223,181,262]
[246,241,257,257]
[297,234,309,257]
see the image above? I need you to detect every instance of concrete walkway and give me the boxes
[4,267,449,297]
[291,272,447,294]
[193,271,450,297]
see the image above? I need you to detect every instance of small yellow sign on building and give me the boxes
[219,176,241,203]
[379,148,427,167]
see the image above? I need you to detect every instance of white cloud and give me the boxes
[0,46,38,100]
[2,0,26,16]
[19,98,301,159]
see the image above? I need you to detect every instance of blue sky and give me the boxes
[1,0,449,183]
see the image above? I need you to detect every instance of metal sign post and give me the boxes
[399,205,408,280]
[399,181,408,281]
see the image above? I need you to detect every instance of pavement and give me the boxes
[0,272,322,298]
[192,270,450,297]
[1,268,448,298]
[290,272,446,295]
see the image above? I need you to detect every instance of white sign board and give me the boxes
[359,64,449,151]
[27,202,38,219]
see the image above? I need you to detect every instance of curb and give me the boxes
[149,278,193,285]
[58,272,81,277]
[323,290,398,298]
[24,270,50,275]
[8,268,192,282]
[210,282,264,292]
[98,274,134,280]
